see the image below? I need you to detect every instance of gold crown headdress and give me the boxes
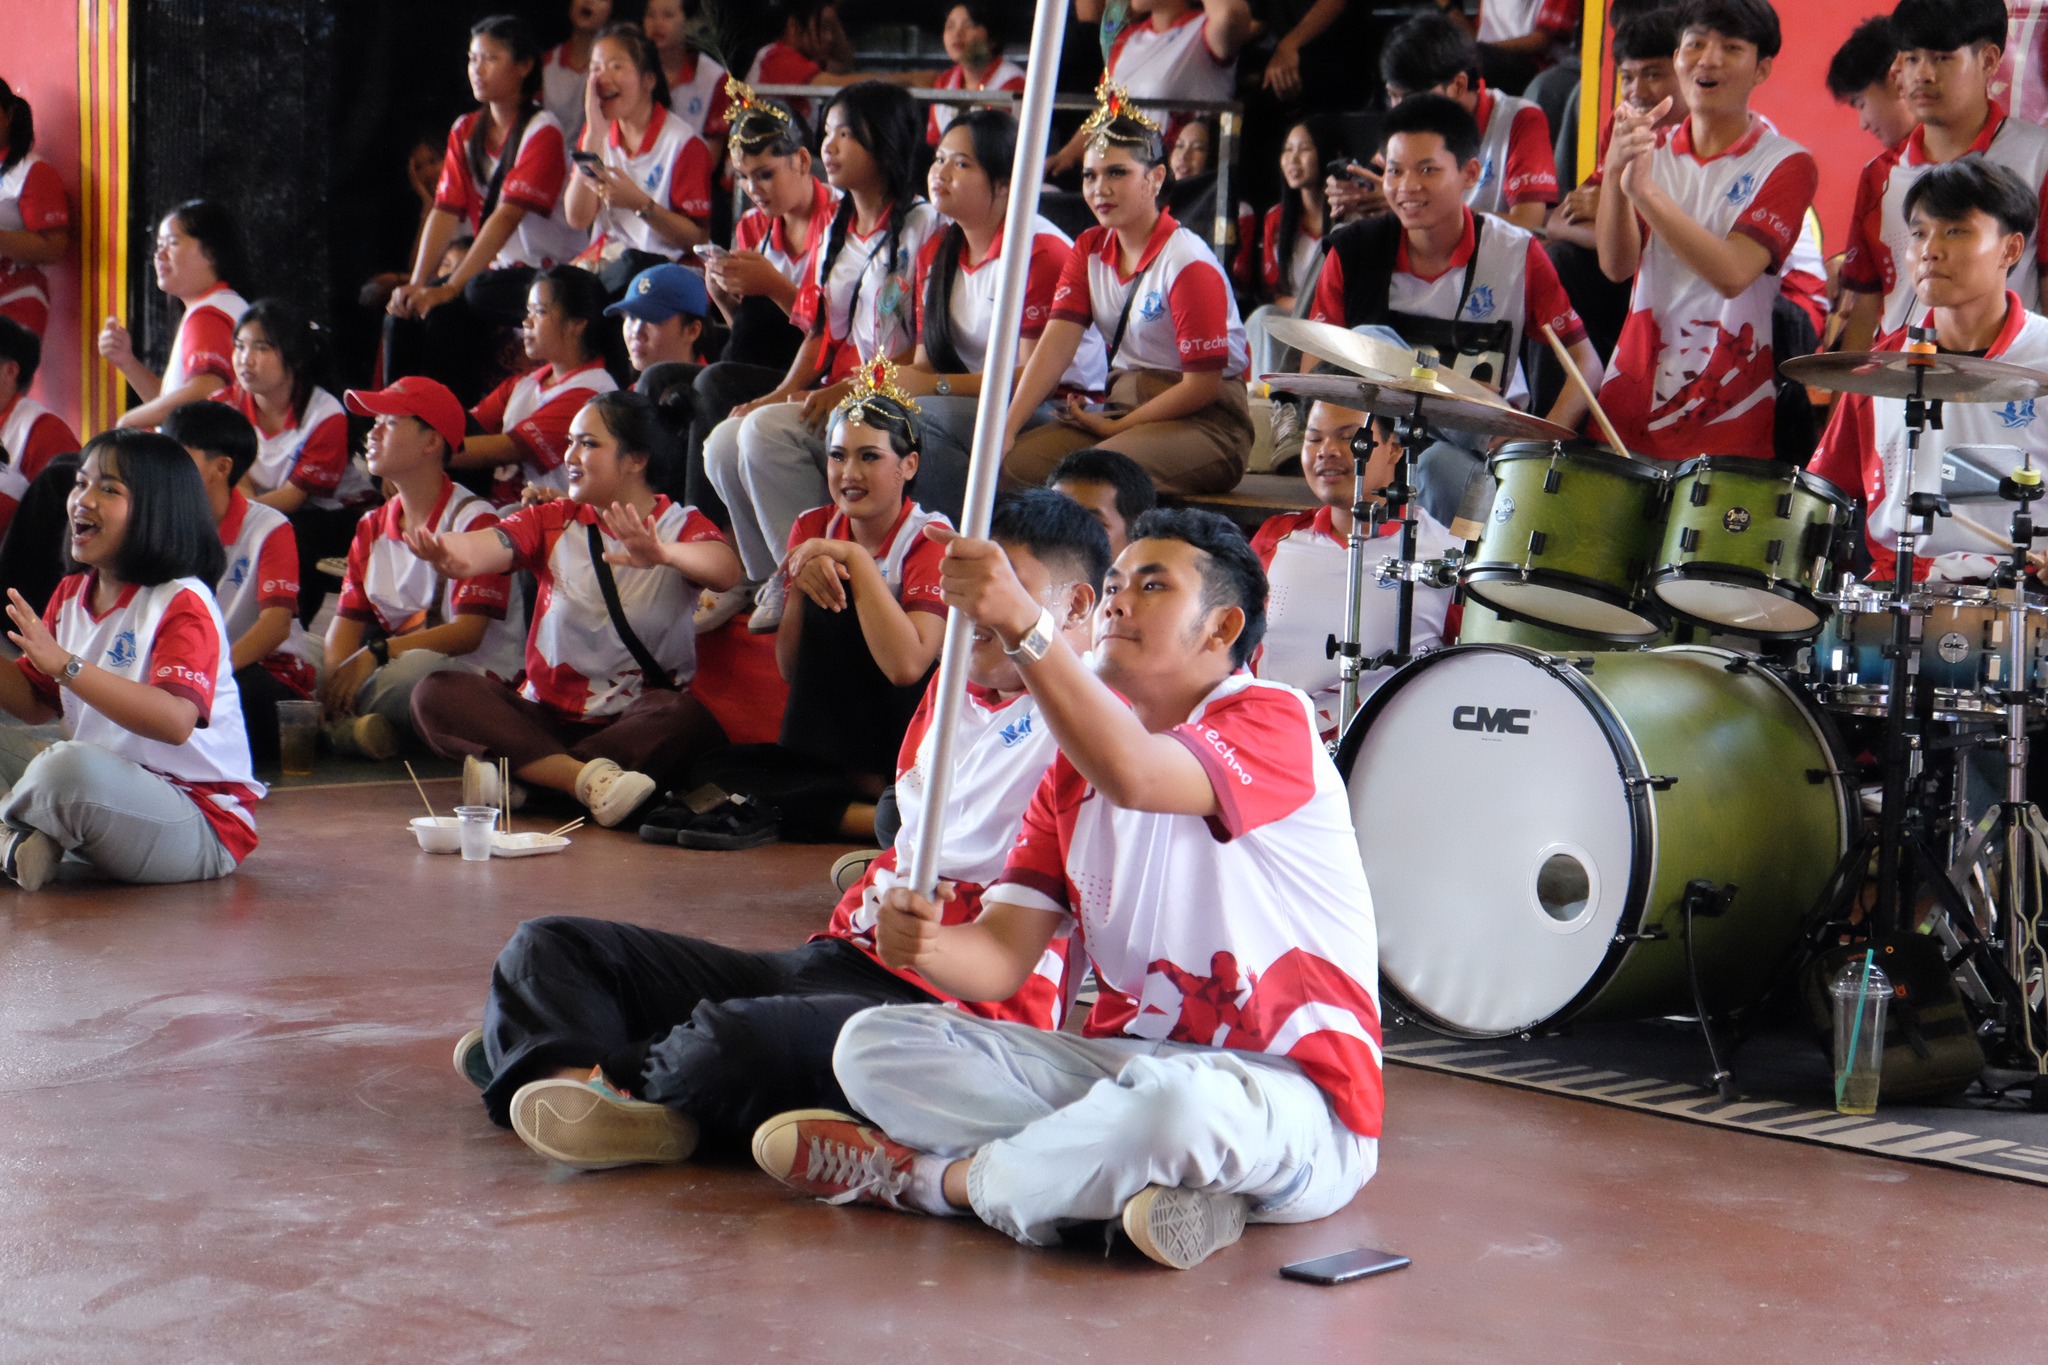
[725,76,794,152]
[1077,77,1161,149]
[835,353,921,425]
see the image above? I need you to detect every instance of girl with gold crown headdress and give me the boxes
[996,75,1254,500]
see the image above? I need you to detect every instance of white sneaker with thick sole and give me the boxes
[462,754,527,812]
[694,581,756,633]
[575,758,657,828]
[1120,1185,1249,1270]
[747,574,787,634]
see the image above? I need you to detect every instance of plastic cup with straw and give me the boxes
[1832,947,1889,1115]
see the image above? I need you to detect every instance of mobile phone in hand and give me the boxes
[1279,1247,1411,1286]
[570,150,604,177]
[693,243,728,262]
[1324,157,1376,187]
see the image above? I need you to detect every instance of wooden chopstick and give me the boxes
[404,761,436,820]
[546,817,585,839]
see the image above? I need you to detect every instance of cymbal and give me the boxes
[1262,371,1578,442]
[1263,316,1505,405]
[1782,350,2048,403]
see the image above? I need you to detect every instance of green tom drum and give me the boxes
[1650,457,1854,639]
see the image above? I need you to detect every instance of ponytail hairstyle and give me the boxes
[467,15,544,199]
[533,264,622,370]
[72,429,227,587]
[1273,119,1331,298]
[922,107,1017,375]
[726,79,813,160]
[594,22,673,113]
[165,199,249,294]
[0,79,34,173]
[582,389,676,494]
[810,81,922,341]
[235,298,327,420]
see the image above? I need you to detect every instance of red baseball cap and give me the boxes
[344,375,467,456]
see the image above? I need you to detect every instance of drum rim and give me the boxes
[1464,572,1669,643]
[1645,562,1831,640]
[1671,456,1855,509]
[1487,443,1671,484]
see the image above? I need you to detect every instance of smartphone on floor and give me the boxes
[1279,1247,1411,1285]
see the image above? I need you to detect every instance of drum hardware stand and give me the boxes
[1679,879,1742,1101]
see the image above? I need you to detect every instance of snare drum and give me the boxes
[1650,458,1854,638]
[1463,442,1671,642]
[1812,582,2048,720]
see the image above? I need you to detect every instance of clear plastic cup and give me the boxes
[454,805,499,862]
[1830,957,1891,1116]
[276,699,321,776]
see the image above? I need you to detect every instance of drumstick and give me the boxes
[1541,323,1631,457]
[404,761,437,821]
[1951,511,2017,552]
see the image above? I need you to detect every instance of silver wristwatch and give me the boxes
[59,655,84,686]
[933,375,953,397]
[1005,607,1056,663]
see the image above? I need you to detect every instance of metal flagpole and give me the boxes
[907,0,1071,894]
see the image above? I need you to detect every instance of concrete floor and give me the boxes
[2,777,2045,1363]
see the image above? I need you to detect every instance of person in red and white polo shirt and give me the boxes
[900,109,1108,524]
[1812,159,2048,585]
[1004,87,1252,497]
[741,1,912,126]
[463,267,620,503]
[0,316,80,545]
[926,3,1026,146]
[565,26,714,261]
[1837,0,2048,354]
[0,430,262,890]
[459,491,1107,1172]
[1379,11,1558,233]
[753,507,1380,1271]
[1595,0,1816,462]
[643,0,733,138]
[0,80,71,338]
[1048,0,1252,178]
[98,201,249,432]
[408,390,741,828]
[539,0,613,149]
[324,379,523,747]
[1252,399,1459,741]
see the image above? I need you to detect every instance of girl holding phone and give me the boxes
[564,25,713,266]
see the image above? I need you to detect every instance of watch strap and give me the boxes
[1005,607,1057,663]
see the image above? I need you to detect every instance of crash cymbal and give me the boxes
[1262,371,1579,442]
[1263,316,1506,405]
[1782,350,2048,404]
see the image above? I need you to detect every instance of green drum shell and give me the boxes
[1568,646,1851,1023]
[1650,458,1852,640]
[1464,444,1671,643]
[1457,597,1678,654]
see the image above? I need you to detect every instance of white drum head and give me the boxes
[1656,578,1819,634]
[1473,581,1659,637]
[1346,649,1638,1035]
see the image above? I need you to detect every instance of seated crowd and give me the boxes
[0,0,2036,1271]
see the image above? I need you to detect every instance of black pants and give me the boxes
[481,917,932,1155]
[287,502,371,626]
[1546,238,1632,366]
[234,663,300,770]
[380,266,535,407]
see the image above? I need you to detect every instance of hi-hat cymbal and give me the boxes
[1782,350,2048,403]
[1263,316,1506,404]
[1262,371,1578,442]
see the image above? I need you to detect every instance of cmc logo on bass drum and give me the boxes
[1452,705,1532,734]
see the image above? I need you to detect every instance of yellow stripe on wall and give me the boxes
[1579,0,1606,188]
[76,0,129,437]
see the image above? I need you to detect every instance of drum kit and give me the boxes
[1263,318,2048,1106]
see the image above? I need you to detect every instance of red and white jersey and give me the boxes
[1597,117,1817,461]
[214,491,316,697]
[500,495,726,719]
[336,478,524,682]
[927,57,1027,145]
[823,676,1068,1027]
[794,201,943,385]
[1257,203,1321,298]
[1471,85,1559,214]
[1782,209,1828,335]
[471,359,618,498]
[734,178,842,285]
[585,106,714,260]
[911,216,1108,393]
[1052,209,1248,377]
[1841,105,2048,335]
[0,154,69,335]
[993,672,1384,1140]
[780,500,949,616]
[1106,8,1235,105]
[434,109,586,271]
[0,392,80,536]
[541,42,591,150]
[1251,504,1459,738]
[1477,0,1581,45]
[217,385,373,511]
[1309,208,1585,405]
[668,50,732,137]
[1810,296,2048,583]
[20,574,262,862]
[163,285,248,395]
[746,41,825,126]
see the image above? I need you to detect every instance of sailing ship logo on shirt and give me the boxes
[1463,286,1496,319]
[105,630,137,670]
[1725,171,1758,208]
[2000,399,2037,429]
[1139,289,1167,320]
[226,555,250,588]
[1475,155,1497,194]
[998,712,1034,747]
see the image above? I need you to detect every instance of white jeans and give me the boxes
[702,402,828,583]
[0,733,238,884]
[835,1004,1376,1246]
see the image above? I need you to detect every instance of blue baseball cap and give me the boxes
[606,264,710,322]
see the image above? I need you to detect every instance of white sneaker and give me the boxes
[694,581,756,633]
[3,829,59,892]
[462,754,526,812]
[575,758,657,828]
[1120,1185,1248,1269]
[747,574,787,634]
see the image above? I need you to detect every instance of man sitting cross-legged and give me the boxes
[751,508,1382,1271]
[462,489,1107,1169]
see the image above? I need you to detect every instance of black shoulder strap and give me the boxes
[480,106,536,224]
[1104,261,1150,367]
[1331,213,1406,331]
[586,521,678,691]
